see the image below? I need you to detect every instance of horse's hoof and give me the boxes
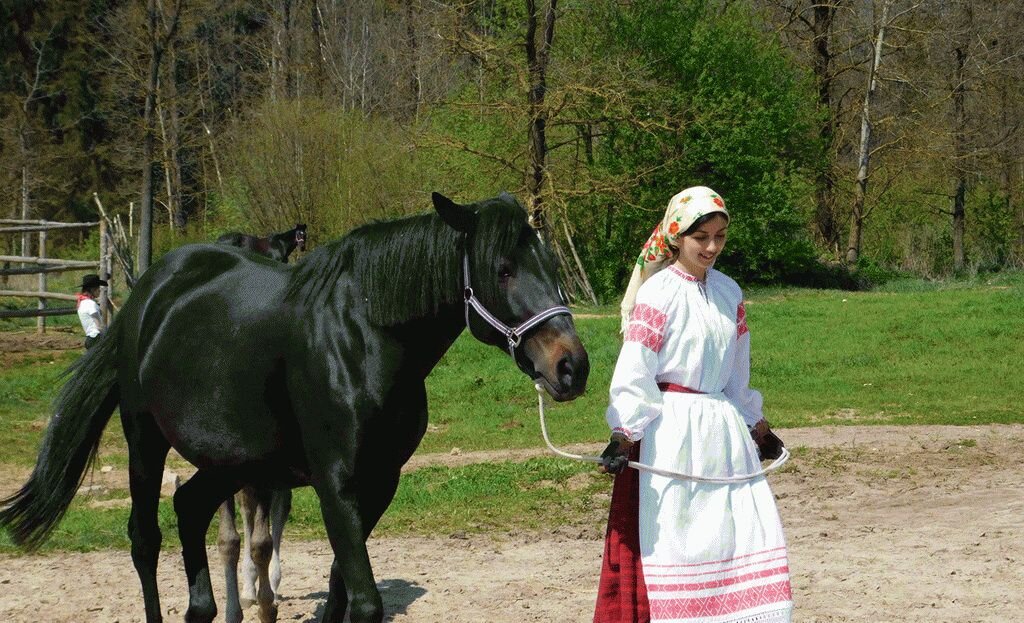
[258,603,279,623]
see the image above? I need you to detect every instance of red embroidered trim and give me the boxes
[647,565,790,592]
[611,426,634,439]
[643,554,789,579]
[648,579,792,619]
[642,547,788,569]
[625,303,668,352]
[667,264,701,282]
[737,302,749,337]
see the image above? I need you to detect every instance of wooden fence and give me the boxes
[0,219,113,333]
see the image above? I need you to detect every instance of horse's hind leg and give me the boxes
[173,469,239,623]
[122,411,171,623]
[269,488,292,603]
[217,495,244,623]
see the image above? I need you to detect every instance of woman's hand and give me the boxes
[750,419,784,460]
[599,432,634,474]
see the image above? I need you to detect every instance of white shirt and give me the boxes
[606,265,764,440]
[77,296,104,338]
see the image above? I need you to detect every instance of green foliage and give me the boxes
[561,0,823,299]
[218,99,432,242]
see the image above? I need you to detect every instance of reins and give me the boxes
[458,243,789,483]
[534,383,790,483]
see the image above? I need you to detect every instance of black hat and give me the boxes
[81,274,108,290]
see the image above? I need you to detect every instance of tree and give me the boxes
[845,0,892,265]
[138,0,181,272]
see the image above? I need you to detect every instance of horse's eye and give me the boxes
[498,262,514,282]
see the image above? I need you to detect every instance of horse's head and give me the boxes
[432,192,589,402]
[294,223,307,251]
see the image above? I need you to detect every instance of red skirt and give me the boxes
[594,442,650,623]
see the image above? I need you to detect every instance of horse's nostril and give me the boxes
[557,356,574,381]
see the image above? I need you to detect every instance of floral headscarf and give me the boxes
[619,186,729,331]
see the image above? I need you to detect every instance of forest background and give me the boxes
[2,0,1022,303]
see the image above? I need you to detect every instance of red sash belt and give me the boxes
[657,382,705,394]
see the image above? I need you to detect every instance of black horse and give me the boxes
[217,222,307,263]
[215,224,306,622]
[0,192,589,623]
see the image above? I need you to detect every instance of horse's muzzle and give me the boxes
[523,323,589,402]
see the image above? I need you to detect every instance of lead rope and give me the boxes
[535,383,790,483]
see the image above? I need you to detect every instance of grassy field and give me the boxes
[1,272,1022,552]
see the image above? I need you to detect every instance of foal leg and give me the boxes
[217,495,244,623]
[249,487,278,623]
[174,469,239,623]
[269,488,292,603]
[122,411,171,623]
[243,486,278,623]
[239,487,259,608]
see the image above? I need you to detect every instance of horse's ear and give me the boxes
[432,192,477,234]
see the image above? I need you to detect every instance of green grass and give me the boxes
[3,274,1023,462]
[1,273,1022,551]
[0,457,605,553]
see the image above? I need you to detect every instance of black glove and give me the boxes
[751,419,784,461]
[599,432,633,474]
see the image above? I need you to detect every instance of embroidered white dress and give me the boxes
[606,264,793,623]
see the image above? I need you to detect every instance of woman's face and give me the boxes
[676,214,729,277]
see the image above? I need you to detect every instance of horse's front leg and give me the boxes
[316,479,383,623]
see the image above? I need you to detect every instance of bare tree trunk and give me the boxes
[140,4,159,272]
[406,1,422,123]
[812,1,840,251]
[20,162,30,257]
[846,0,891,265]
[525,0,557,228]
[310,1,328,98]
[271,0,294,102]
[139,0,181,273]
[952,44,968,272]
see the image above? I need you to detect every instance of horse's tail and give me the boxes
[0,330,120,550]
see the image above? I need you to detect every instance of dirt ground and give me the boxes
[1,422,1022,623]
[0,327,83,358]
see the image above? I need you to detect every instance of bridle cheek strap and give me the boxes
[462,254,572,357]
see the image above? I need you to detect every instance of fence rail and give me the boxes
[0,221,99,234]
[1,218,111,332]
[0,254,99,268]
[0,306,77,319]
[0,289,80,302]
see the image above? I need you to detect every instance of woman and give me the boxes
[594,186,792,623]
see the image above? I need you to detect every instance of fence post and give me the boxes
[37,228,47,334]
[99,219,111,324]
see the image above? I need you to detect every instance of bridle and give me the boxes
[462,252,572,357]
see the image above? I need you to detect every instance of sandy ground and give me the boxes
[1,423,1022,622]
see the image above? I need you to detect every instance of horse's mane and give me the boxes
[285,199,528,326]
